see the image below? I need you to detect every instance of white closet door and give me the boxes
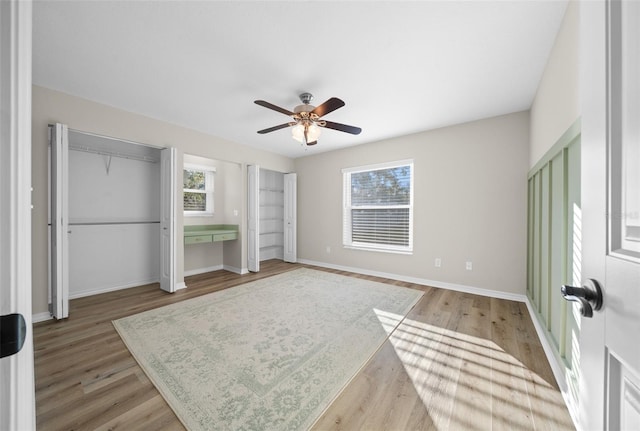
[50,123,69,319]
[160,147,176,292]
[247,165,260,272]
[283,173,297,263]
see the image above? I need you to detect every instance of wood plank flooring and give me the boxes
[34,261,574,430]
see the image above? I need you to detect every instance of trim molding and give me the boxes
[183,265,249,277]
[223,264,248,275]
[68,278,159,300]
[525,297,580,429]
[524,297,568,389]
[184,265,223,277]
[529,117,581,177]
[298,259,526,303]
[32,312,52,324]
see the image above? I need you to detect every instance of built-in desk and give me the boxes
[184,224,238,245]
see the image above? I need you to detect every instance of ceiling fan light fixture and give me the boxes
[291,122,321,144]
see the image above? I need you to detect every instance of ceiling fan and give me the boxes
[254,93,362,146]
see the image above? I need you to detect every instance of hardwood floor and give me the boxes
[34,261,574,430]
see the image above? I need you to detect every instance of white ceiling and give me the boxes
[33,1,568,159]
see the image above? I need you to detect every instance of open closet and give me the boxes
[49,124,176,319]
[247,166,297,272]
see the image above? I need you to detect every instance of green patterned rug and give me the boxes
[113,268,423,430]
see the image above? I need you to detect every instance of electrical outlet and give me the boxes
[326,246,331,254]
[233,209,239,216]
[435,258,442,268]
[466,261,473,271]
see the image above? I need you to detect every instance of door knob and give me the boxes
[1,313,26,358]
[561,279,603,318]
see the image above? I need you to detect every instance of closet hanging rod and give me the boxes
[68,221,161,226]
[69,144,159,163]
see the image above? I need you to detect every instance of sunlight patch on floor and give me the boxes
[375,311,573,430]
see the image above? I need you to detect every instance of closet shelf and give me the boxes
[68,220,160,226]
[69,144,159,163]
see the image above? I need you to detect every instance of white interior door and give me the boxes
[0,0,35,428]
[247,165,260,272]
[50,123,69,319]
[160,147,176,292]
[580,1,640,429]
[283,173,297,263]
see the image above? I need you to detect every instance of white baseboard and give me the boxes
[175,281,187,291]
[183,264,247,277]
[523,297,568,390]
[223,264,248,275]
[68,278,159,300]
[32,311,53,323]
[297,259,527,303]
[184,265,223,277]
[524,297,580,430]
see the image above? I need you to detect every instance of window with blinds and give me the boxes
[342,160,413,253]
[183,164,215,215]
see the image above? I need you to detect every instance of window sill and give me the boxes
[184,212,214,217]
[343,245,413,255]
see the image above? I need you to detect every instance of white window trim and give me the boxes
[342,159,414,254]
[183,163,215,216]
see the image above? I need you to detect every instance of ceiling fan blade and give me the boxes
[254,100,295,116]
[257,123,292,134]
[306,141,318,146]
[322,121,362,135]
[311,97,345,117]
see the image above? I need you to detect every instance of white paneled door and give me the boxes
[160,147,177,292]
[580,0,640,429]
[283,173,297,263]
[50,123,70,319]
[247,165,260,272]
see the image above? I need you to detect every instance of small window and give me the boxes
[342,160,413,253]
[183,164,215,216]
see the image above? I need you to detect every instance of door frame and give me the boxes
[578,1,608,428]
[0,0,36,428]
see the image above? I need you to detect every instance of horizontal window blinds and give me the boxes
[343,160,413,252]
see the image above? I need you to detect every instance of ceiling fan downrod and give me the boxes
[299,92,313,105]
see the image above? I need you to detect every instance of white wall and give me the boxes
[295,111,530,296]
[530,1,579,168]
[32,85,294,315]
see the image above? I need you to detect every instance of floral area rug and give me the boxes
[113,268,424,430]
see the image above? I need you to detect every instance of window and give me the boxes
[183,164,215,216]
[343,160,413,253]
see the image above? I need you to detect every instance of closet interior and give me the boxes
[66,130,162,298]
[259,168,285,261]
